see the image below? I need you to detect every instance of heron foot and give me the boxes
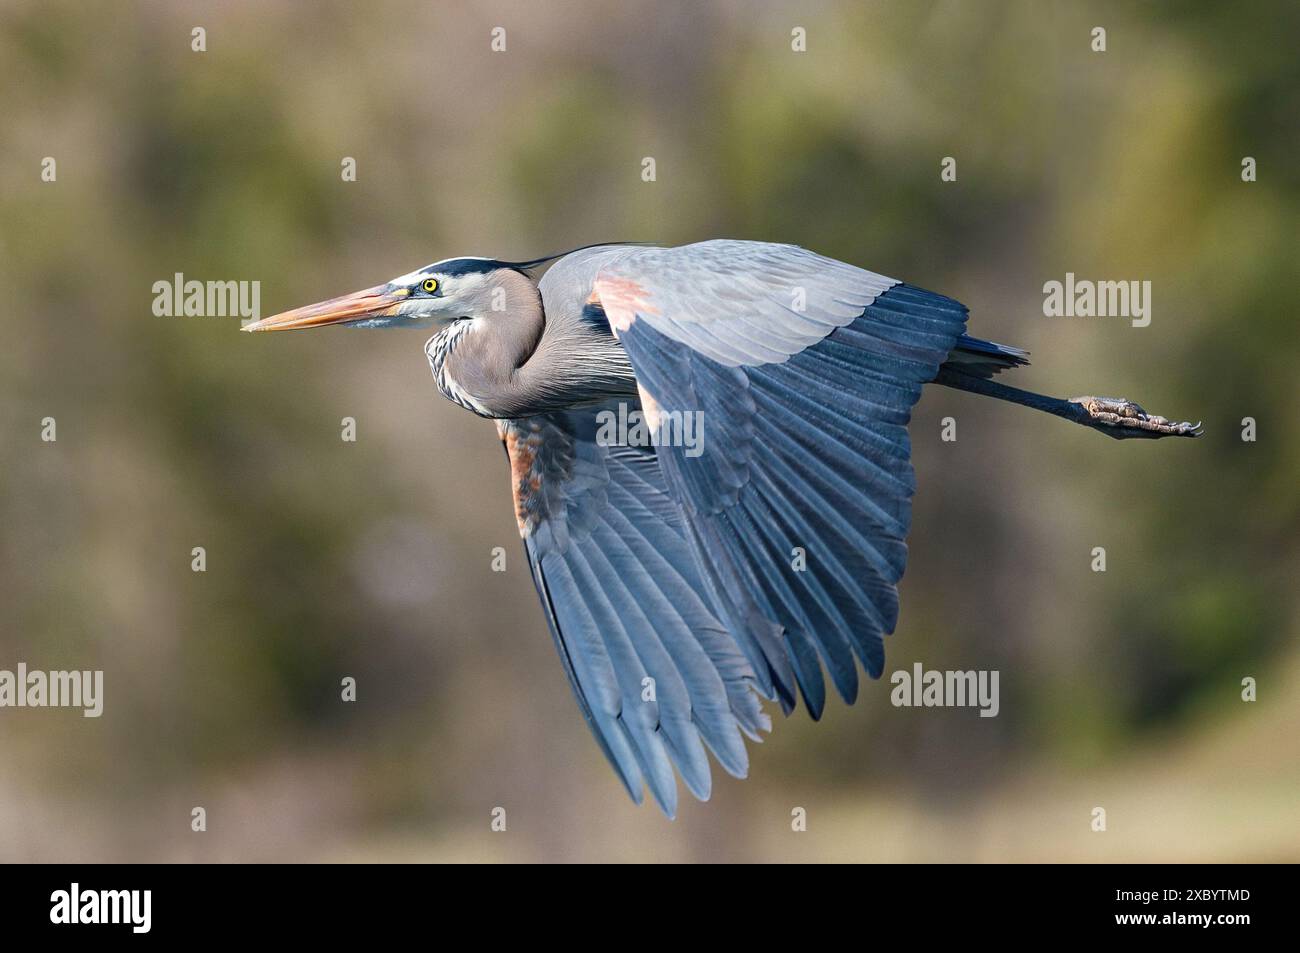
[1069,396,1203,439]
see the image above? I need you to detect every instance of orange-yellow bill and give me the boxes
[241,285,406,332]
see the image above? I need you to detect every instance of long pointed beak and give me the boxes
[241,284,407,332]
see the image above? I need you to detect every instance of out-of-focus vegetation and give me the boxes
[0,1,1296,861]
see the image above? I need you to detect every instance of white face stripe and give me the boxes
[390,257,496,287]
[391,270,492,306]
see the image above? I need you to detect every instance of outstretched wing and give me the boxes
[499,403,770,817]
[591,240,970,717]
[593,240,898,363]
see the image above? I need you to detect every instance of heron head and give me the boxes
[242,258,536,333]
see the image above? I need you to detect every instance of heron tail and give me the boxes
[941,333,1030,379]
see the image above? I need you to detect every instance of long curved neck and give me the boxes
[430,270,636,419]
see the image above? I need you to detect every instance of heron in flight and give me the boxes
[244,240,1200,816]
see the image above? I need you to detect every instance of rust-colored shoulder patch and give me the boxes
[500,421,545,537]
[591,273,659,333]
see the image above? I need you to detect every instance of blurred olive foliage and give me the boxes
[0,1,1296,861]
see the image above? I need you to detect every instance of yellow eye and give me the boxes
[421,277,439,294]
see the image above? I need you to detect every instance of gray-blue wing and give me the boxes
[591,239,899,363]
[592,243,969,717]
[498,405,770,817]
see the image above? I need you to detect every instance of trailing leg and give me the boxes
[934,367,1202,439]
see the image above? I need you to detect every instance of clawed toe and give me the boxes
[1070,396,1202,439]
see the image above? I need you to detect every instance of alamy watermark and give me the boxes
[0,663,103,717]
[50,883,150,934]
[1043,273,1151,327]
[890,663,999,717]
[596,400,705,458]
[152,273,260,324]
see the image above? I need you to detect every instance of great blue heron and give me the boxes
[244,240,1200,816]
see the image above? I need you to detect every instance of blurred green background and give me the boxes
[1,0,1296,862]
